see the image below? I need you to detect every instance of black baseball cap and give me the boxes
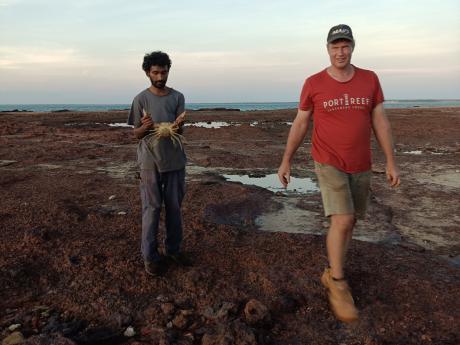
[327,24,354,43]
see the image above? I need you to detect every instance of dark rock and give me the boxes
[143,305,161,321]
[160,303,175,317]
[195,108,240,112]
[203,302,237,321]
[201,320,256,345]
[23,227,50,242]
[248,172,266,178]
[72,327,124,345]
[114,312,132,327]
[22,334,77,345]
[42,315,60,333]
[2,109,32,113]
[399,242,426,253]
[171,311,190,329]
[273,295,301,312]
[68,256,81,266]
[244,299,270,325]
[215,302,237,321]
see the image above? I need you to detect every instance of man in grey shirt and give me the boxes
[127,51,190,276]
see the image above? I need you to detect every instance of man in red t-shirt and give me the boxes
[278,24,400,323]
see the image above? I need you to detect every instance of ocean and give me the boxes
[1,100,460,112]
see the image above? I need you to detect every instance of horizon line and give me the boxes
[1,99,460,106]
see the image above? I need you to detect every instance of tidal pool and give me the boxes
[185,121,233,128]
[403,150,423,155]
[108,123,134,128]
[222,173,319,194]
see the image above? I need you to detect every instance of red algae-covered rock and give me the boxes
[244,299,270,325]
[1,109,460,344]
[201,320,256,345]
[13,334,76,345]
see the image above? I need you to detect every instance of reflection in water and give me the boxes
[223,173,319,194]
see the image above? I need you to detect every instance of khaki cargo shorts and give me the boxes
[314,161,371,219]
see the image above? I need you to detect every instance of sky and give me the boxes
[1,0,459,104]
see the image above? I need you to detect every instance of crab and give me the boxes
[143,110,186,151]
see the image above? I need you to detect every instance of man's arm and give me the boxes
[371,103,400,187]
[173,111,186,134]
[277,109,312,187]
[133,113,154,139]
[128,99,154,139]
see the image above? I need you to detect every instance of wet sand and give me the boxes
[0,107,459,344]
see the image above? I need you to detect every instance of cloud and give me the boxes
[0,0,19,7]
[173,50,305,69]
[376,66,460,76]
[0,46,101,70]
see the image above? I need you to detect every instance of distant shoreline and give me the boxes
[2,106,460,114]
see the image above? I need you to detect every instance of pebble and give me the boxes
[7,324,20,332]
[117,211,127,215]
[1,332,24,345]
[32,305,49,312]
[109,195,116,200]
[156,294,170,303]
[123,326,135,337]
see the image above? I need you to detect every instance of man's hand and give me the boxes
[277,162,291,188]
[141,110,154,130]
[386,163,401,188]
[277,109,312,189]
[174,111,186,127]
[133,110,154,139]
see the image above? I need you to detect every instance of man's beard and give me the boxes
[151,79,166,89]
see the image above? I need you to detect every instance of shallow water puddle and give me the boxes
[108,123,134,128]
[185,121,233,128]
[255,198,322,234]
[0,160,17,167]
[403,150,423,155]
[400,148,451,155]
[414,170,460,188]
[219,171,403,243]
[222,173,319,194]
[109,122,235,129]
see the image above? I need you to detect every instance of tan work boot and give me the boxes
[321,268,359,323]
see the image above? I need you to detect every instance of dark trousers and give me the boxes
[139,168,186,262]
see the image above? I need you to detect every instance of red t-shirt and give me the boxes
[299,67,384,173]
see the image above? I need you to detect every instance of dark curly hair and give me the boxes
[142,51,172,72]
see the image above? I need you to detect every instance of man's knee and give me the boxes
[142,203,162,214]
[330,214,355,231]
